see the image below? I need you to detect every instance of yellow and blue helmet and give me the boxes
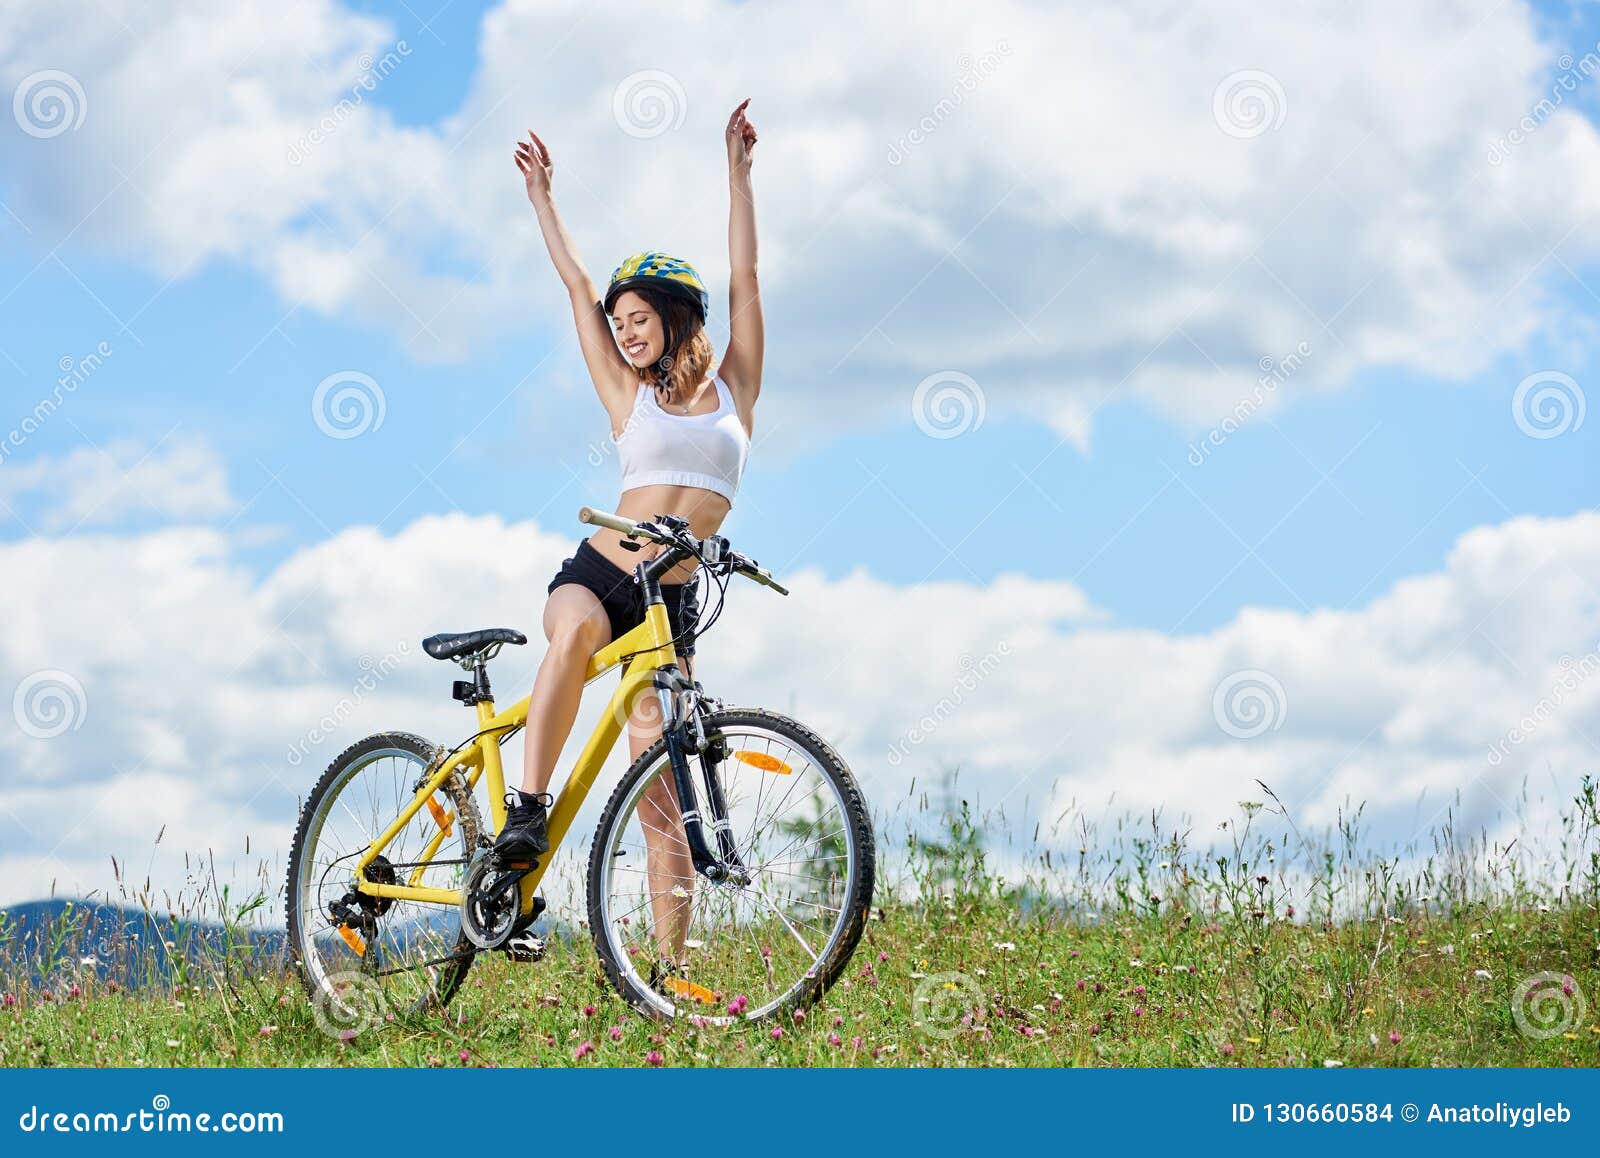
[604,251,709,324]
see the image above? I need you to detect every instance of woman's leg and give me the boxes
[519,584,611,795]
[635,653,697,967]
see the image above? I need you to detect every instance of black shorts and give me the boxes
[547,539,702,658]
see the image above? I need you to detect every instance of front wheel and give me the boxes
[587,708,875,1023]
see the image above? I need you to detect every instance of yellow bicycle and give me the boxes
[286,507,875,1025]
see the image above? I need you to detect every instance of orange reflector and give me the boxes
[665,977,718,1005]
[425,796,454,834]
[337,926,367,957]
[733,750,792,775]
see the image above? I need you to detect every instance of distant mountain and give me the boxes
[1,892,585,994]
[0,899,285,992]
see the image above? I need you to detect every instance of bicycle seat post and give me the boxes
[450,642,500,706]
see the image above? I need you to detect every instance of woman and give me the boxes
[500,101,762,966]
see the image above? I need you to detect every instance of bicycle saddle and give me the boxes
[422,628,528,661]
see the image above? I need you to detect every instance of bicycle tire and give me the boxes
[286,731,482,1019]
[586,707,875,1022]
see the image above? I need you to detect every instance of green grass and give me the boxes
[2,901,1597,1068]
[4,776,1598,1068]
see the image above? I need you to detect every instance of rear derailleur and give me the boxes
[327,855,398,959]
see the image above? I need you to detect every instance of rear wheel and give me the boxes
[286,732,482,1029]
[587,708,875,1023]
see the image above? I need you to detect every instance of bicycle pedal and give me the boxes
[503,931,546,963]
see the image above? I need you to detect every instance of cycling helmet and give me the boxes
[604,251,709,324]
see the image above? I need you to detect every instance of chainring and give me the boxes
[459,850,528,950]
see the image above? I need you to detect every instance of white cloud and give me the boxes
[4,1,1599,446]
[1,505,1595,912]
[0,435,234,529]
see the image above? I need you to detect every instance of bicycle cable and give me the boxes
[611,531,731,667]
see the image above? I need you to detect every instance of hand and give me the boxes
[514,130,554,203]
[726,98,757,171]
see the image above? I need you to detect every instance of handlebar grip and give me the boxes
[578,507,641,536]
[736,557,789,596]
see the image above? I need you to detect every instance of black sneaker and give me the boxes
[494,789,552,860]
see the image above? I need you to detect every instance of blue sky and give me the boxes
[1,0,1597,908]
[2,204,1595,632]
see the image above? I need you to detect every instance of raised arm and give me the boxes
[514,131,634,418]
[720,100,763,413]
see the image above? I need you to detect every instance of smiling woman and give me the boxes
[505,102,763,961]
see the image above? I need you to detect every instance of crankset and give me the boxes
[459,849,541,950]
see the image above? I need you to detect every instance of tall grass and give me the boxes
[2,774,1595,1067]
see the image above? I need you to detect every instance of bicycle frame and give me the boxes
[351,598,681,920]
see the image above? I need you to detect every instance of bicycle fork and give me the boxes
[653,668,749,885]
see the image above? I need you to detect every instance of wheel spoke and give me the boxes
[290,740,480,1022]
[592,717,868,1023]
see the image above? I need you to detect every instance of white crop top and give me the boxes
[617,375,750,504]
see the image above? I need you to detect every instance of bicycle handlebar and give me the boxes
[578,506,642,537]
[577,506,789,596]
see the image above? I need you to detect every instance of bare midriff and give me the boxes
[587,482,732,584]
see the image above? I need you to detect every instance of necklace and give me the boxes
[656,382,703,414]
